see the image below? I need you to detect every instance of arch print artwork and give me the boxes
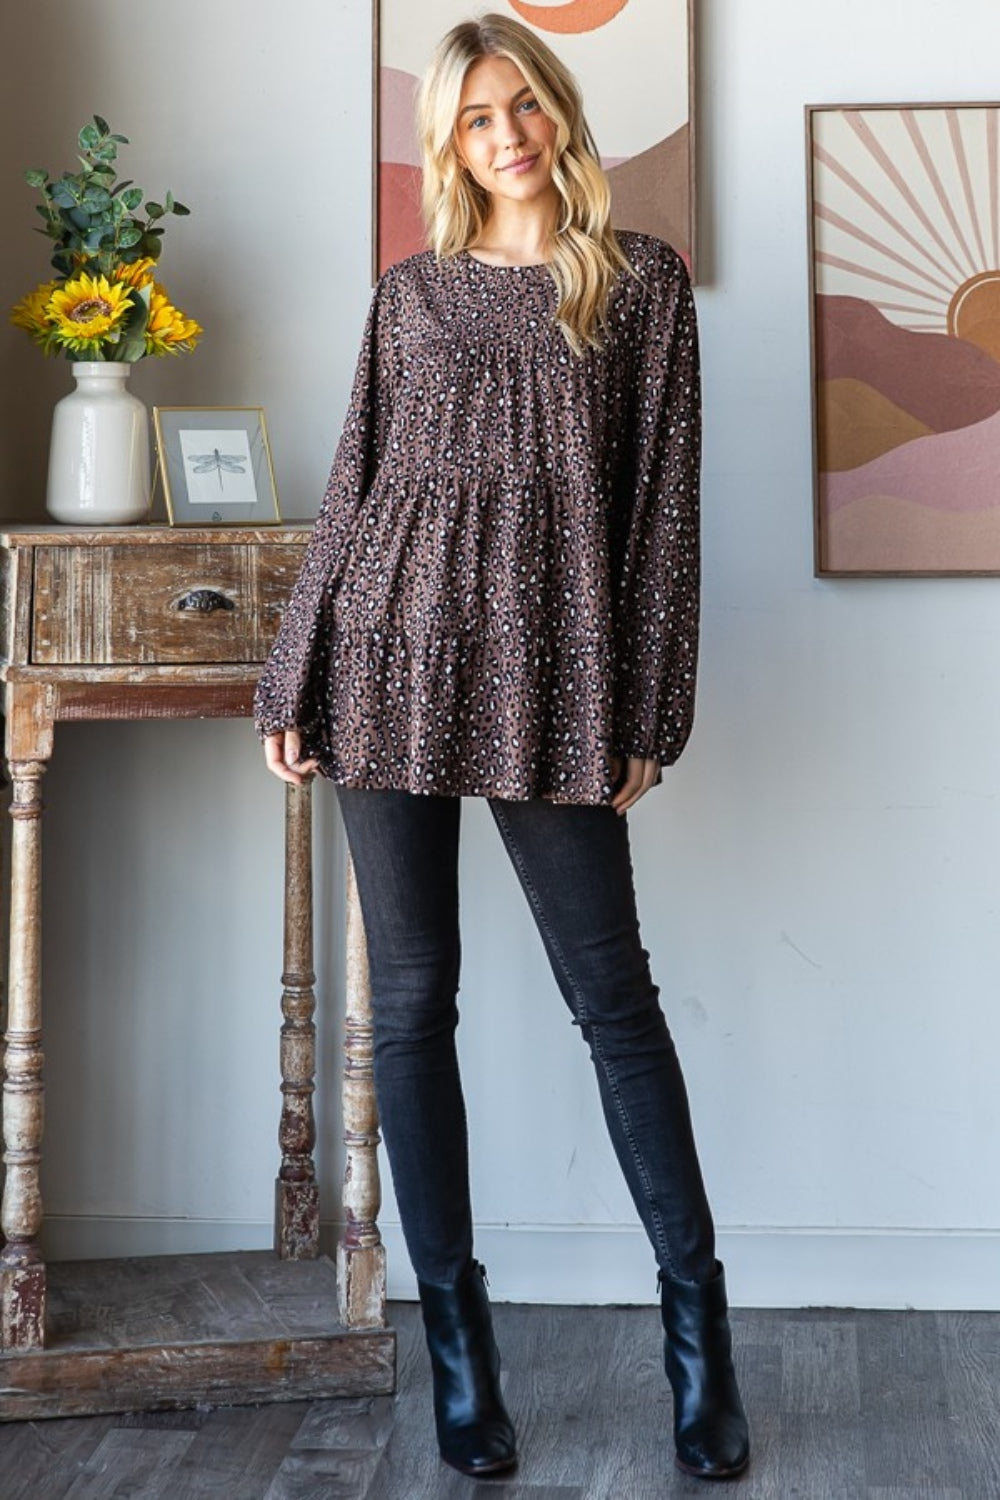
[809,103,1000,574]
[374,0,694,279]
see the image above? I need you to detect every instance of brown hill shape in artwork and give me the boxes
[816,295,1000,435]
[818,377,935,470]
[608,128,689,264]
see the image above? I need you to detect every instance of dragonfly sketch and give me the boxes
[187,448,249,490]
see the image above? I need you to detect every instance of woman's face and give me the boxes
[453,54,558,208]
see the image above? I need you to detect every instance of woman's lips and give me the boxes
[500,154,540,175]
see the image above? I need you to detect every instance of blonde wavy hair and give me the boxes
[415,13,630,353]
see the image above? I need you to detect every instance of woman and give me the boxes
[256,13,749,1484]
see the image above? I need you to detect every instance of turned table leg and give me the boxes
[337,856,386,1329]
[1,758,48,1349]
[274,780,320,1259]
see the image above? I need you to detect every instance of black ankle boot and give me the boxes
[416,1259,518,1478]
[658,1261,750,1480]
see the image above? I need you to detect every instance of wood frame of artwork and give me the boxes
[808,102,1000,577]
[372,0,695,283]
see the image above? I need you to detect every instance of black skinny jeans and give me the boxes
[335,787,717,1288]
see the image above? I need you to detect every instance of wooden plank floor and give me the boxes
[1,1301,998,1498]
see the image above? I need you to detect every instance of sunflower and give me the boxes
[9,280,59,347]
[112,257,157,291]
[144,283,202,355]
[48,272,134,356]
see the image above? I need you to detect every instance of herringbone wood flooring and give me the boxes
[1,1301,998,1498]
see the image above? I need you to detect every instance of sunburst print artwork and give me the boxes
[809,103,1000,574]
[375,0,693,279]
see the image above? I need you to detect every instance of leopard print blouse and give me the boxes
[254,231,701,805]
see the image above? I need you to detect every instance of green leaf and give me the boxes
[118,223,143,248]
[119,186,143,211]
[164,189,174,213]
[93,114,110,135]
[109,132,129,145]
[79,123,100,152]
[50,181,77,208]
[144,200,163,219]
[24,168,48,189]
[171,201,191,216]
[81,188,112,211]
[139,230,164,260]
[114,283,151,362]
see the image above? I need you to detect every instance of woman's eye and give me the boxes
[518,97,540,114]
[468,114,489,130]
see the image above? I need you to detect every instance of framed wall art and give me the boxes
[374,0,695,280]
[152,407,281,527]
[808,102,1000,575]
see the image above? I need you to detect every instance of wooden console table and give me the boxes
[0,524,393,1420]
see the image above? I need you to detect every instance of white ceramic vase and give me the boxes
[46,361,150,525]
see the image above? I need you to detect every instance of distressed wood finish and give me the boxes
[0,1252,394,1422]
[0,525,392,1408]
[1,1335,394,1423]
[337,856,387,1330]
[31,543,304,665]
[0,754,48,1351]
[274,780,320,1260]
[0,544,30,668]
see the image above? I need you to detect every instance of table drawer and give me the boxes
[31,543,306,665]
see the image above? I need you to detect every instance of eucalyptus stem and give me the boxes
[25,115,190,280]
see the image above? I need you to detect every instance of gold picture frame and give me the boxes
[152,406,282,527]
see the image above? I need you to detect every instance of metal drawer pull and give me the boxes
[172,588,236,614]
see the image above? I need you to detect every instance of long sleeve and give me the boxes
[611,244,701,765]
[253,271,400,748]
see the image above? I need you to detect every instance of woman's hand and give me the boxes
[264,730,319,787]
[610,755,660,814]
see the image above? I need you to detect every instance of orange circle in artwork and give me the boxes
[507,0,630,34]
[948,271,1000,362]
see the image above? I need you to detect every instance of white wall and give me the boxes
[2,0,999,1310]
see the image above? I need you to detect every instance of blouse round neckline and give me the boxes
[462,250,552,271]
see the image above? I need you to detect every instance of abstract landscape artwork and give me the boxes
[809,103,1000,574]
[375,0,693,279]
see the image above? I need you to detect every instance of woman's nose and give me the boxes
[499,111,525,146]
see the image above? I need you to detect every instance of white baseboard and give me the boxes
[40,1216,1000,1310]
[378,1222,1000,1309]
[41,1216,275,1261]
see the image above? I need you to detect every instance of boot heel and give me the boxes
[417,1259,518,1478]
